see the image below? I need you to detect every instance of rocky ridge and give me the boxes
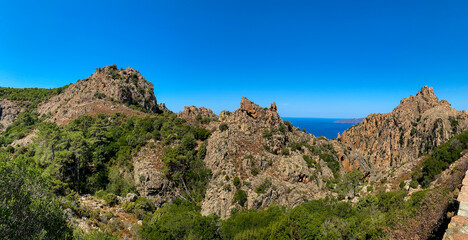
[200,97,368,218]
[133,140,180,208]
[340,86,468,173]
[38,65,163,125]
[177,106,218,121]
[0,99,24,130]
[4,65,468,238]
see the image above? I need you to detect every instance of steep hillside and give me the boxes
[0,99,24,131]
[3,67,468,239]
[38,65,163,125]
[200,97,369,218]
[0,86,68,130]
[340,86,468,172]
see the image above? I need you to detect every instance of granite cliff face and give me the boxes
[133,141,180,208]
[177,106,218,121]
[340,86,468,172]
[0,99,24,130]
[200,97,368,218]
[38,65,162,125]
[4,65,468,237]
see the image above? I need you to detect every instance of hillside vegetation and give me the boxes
[0,68,467,239]
[0,85,69,108]
[1,111,464,239]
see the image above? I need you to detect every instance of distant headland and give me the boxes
[333,118,364,124]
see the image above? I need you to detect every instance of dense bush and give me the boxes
[139,201,221,240]
[219,123,229,132]
[11,112,212,198]
[0,85,69,108]
[233,176,241,188]
[233,189,248,207]
[136,186,441,240]
[0,155,72,239]
[416,130,468,187]
[0,110,41,147]
[104,193,119,206]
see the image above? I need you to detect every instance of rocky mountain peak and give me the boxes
[177,106,218,125]
[340,86,468,173]
[38,65,162,124]
[392,86,450,120]
[234,97,280,126]
[416,86,438,103]
[270,102,277,111]
[87,65,159,112]
[237,97,263,119]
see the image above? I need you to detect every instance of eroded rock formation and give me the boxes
[200,97,366,218]
[0,99,24,130]
[177,106,218,121]
[340,86,468,173]
[38,65,164,125]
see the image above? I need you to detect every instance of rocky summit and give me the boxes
[1,66,468,239]
[340,86,468,173]
[38,65,163,125]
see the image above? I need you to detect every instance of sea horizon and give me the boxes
[283,117,358,139]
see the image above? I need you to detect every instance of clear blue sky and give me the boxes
[1,0,467,118]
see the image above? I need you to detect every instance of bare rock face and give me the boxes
[236,97,281,126]
[133,142,179,208]
[38,65,161,125]
[157,103,172,113]
[339,86,468,173]
[177,106,218,121]
[0,99,24,130]
[200,97,364,218]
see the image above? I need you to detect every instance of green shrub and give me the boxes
[233,190,248,207]
[256,179,272,194]
[320,153,340,179]
[303,155,315,168]
[233,177,241,188]
[409,180,419,189]
[399,181,406,189]
[139,202,221,240]
[251,167,260,176]
[284,121,293,132]
[262,129,272,139]
[0,85,69,109]
[104,193,119,206]
[0,158,72,239]
[418,130,468,187]
[122,202,135,213]
[94,190,107,199]
[94,92,106,99]
[219,123,229,132]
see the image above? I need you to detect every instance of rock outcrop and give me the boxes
[133,141,179,208]
[0,99,24,130]
[38,65,163,125]
[177,106,218,121]
[340,86,468,173]
[200,97,367,218]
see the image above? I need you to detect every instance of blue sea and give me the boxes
[283,118,356,139]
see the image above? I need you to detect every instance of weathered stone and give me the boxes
[133,142,179,208]
[200,97,367,219]
[340,86,468,175]
[0,99,24,131]
[459,192,468,202]
[38,65,162,125]
[179,106,217,120]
